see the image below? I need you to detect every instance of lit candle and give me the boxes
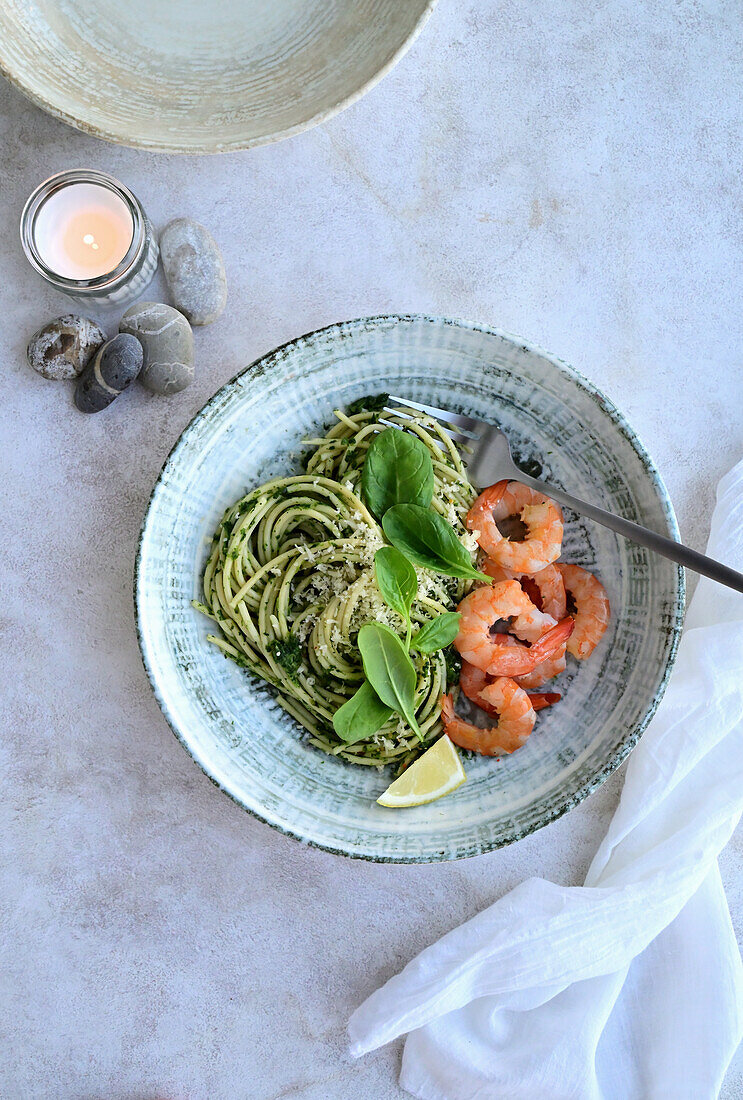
[35,182,134,279]
[21,170,158,308]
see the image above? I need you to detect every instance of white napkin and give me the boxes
[349,458,743,1100]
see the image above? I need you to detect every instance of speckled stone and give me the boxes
[74,334,143,413]
[119,302,194,394]
[26,315,106,381]
[159,218,227,325]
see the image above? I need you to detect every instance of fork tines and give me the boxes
[378,411,467,446]
[384,395,481,445]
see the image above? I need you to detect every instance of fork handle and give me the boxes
[519,474,743,595]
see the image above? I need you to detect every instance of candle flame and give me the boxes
[61,210,131,276]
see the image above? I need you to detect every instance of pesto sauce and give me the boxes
[269,636,302,677]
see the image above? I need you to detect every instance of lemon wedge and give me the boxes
[377,736,466,808]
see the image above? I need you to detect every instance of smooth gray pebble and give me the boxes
[74,334,143,413]
[160,218,227,326]
[119,302,194,394]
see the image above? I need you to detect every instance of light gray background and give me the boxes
[1,1,741,1097]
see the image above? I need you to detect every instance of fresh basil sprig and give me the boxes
[412,611,461,653]
[383,503,491,583]
[361,428,434,518]
[374,546,417,648]
[357,623,423,741]
[332,681,393,743]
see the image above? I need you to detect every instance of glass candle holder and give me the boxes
[20,169,159,309]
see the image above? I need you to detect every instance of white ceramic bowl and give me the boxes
[0,0,435,152]
[135,316,684,862]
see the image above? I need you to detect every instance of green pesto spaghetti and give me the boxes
[194,399,479,768]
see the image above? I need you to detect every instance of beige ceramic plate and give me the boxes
[0,0,435,153]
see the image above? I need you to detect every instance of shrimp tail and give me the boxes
[486,616,574,677]
[460,658,561,715]
[528,692,561,711]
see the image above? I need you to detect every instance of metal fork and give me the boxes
[385,395,743,595]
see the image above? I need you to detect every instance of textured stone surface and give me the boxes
[120,301,194,393]
[1,1,742,1095]
[160,218,227,325]
[26,313,106,380]
[74,333,143,412]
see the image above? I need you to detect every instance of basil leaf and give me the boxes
[374,546,417,646]
[357,623,423,740]
[361,428,434,518]
[332,681,393,743]
[383,504,491,582]
[412,612,461,653]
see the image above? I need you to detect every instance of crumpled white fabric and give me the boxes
[349,458,743,1100]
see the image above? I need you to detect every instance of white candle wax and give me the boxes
[33,182,134,280]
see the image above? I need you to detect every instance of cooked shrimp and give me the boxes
[459,659,560,713]
[492,633,567,687]
[455,581,567,676]
[515,644,567,689]
[486,618,573,678]
[478,567,568,686]
[441,680,536,755]
[556,564,610,659]
[459,657,490,703]
[467,481,563,574]
[482,560,567,620]
[488,626,568,687]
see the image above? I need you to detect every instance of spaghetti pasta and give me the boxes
[194,401,479,767]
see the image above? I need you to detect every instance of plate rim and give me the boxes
[0,2,437,154]
[134,313,686,862]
